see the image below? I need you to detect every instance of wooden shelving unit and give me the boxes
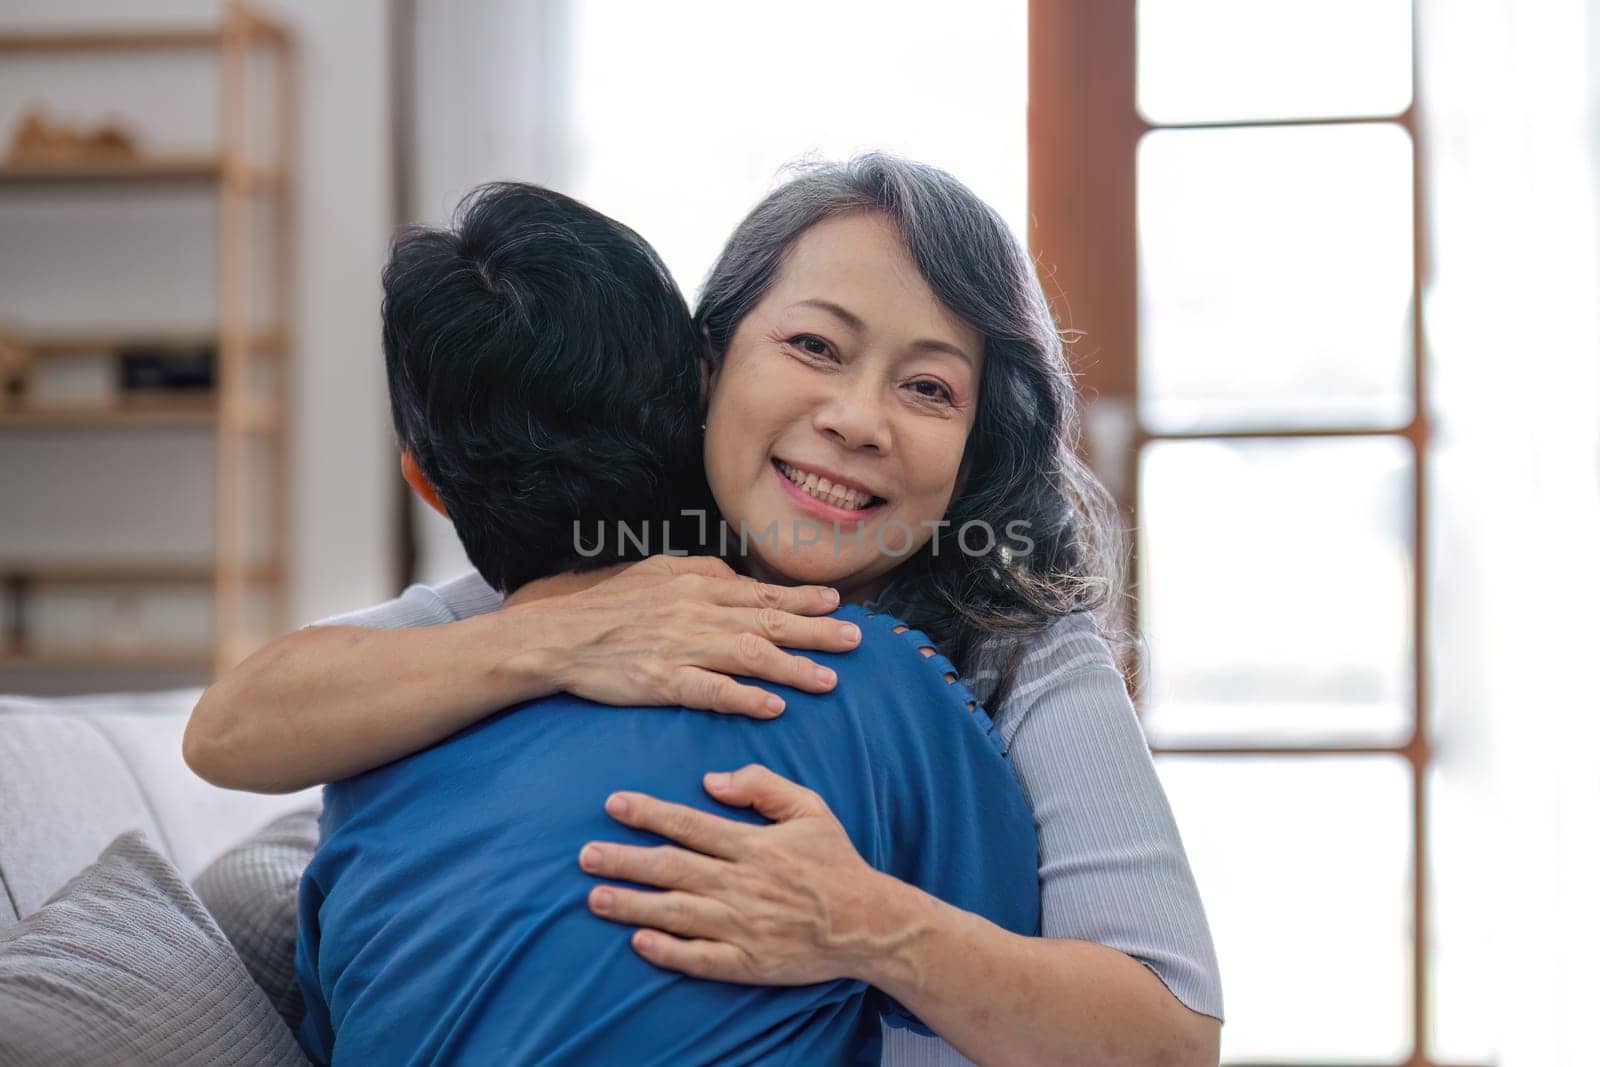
[18,328,285,355]
[0,647,216,671]
[0,155,218,182]
[1,402,218,428]
[0,2,296,678]
[0,395,280,430]
[0,158,281,189]
[0,561,279,585]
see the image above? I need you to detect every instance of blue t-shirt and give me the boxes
[295,605,1040,1066]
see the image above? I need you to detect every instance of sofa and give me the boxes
[0,687,320,927]
[0,687,323,1065]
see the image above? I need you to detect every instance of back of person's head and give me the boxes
[383,182,711,591]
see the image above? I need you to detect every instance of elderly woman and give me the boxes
[187,155,1223,1065]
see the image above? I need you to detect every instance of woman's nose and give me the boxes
[811,377,890,453]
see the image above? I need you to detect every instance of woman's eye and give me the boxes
[788,335,835,360]
[908,379,955,404]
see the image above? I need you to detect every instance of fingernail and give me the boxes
[839,623,860,643]
[605,794,629,817]
[705,771,732,791]
[764,694,785,715]
[580,845,602,870]
[823,587,840,605]
[634,930,654,951]
[591,887,613,909]
[815,665,837,687]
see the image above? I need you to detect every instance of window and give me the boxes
[1028,2,1483,1062]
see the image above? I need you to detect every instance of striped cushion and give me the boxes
[195,808,320,1030]
[0,831,307,1067]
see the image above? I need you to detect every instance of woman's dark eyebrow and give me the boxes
[908,338,974,368]
[791,298,974,367]
[791,298,865,332]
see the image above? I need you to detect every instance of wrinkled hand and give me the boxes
[580,764,900,985]
[502,555,860,718]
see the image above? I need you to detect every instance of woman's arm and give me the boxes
[993,621,1224,1024]
[186,609,555,793]
[862,877,1220,1067]
[183,555,860,793]
[581,768,1219,1067]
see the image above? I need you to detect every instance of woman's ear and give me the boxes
[400,450,449,518]
[698,350,721,422]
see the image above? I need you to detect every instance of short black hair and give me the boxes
[382,182,712,592]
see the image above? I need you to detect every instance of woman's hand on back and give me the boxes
[505,554,860,719]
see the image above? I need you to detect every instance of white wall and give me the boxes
[401,0,572,585]
[274,0,396,623]
[0,0,396,673]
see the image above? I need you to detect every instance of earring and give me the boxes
[700,421,707,431]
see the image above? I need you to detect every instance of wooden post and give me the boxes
[215,2,249,670]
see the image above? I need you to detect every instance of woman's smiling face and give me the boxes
[703,212,983,602]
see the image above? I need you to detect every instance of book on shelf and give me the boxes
[1,341,219,410]
[118,344,216,393]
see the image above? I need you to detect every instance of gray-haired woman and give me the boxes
[188,155,1223,1065]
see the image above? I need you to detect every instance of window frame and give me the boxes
[1026,4,1469,1064]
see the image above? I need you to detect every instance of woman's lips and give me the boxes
[770,459,886,522]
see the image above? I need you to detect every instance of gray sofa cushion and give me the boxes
[195,807,320,1031]
[0,830,308,1067]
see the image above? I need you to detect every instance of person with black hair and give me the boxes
[195,158,1222,1066]
[380,182,714,589]
[292,183,1040,1065]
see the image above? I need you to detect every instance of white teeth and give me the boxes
[778,461,875,511]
